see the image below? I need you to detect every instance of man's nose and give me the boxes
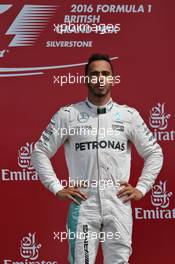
[98,74,104,83]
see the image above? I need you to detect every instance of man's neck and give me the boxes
[87,94,111,106]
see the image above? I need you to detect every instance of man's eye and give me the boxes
[90,72,99,76]
[102,71,110,76]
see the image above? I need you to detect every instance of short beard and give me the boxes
[93,92,107,97]
[90,88,110,98]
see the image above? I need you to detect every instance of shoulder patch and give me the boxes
[113,102,136,115]
[127,109,134,115]
[63,109,71,112]
[123,105,137,115]
[61,104,73,112]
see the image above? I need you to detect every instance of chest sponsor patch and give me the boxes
[77,112,89,123]
[75,140,126,151]
[112,124,124,132]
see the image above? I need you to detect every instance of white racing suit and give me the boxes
[31,98,163,264]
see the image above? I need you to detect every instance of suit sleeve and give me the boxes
[129,110,163,196]
[31,108,69,195]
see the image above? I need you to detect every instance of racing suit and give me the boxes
[31,98,163,264]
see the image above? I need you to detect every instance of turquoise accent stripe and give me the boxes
[68,200,81,264]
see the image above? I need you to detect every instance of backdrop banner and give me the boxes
[0,1,174,263]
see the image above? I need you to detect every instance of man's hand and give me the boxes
[117,182,143,203]
[56,186,87,205]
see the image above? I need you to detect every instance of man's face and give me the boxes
[86,60,114,97]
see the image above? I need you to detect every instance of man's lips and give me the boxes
[95,85,105,89]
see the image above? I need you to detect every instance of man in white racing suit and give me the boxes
[31,54,163,264]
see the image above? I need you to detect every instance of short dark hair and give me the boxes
[85,53,113,75]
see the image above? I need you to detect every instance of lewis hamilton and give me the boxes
[31,54,163,264]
